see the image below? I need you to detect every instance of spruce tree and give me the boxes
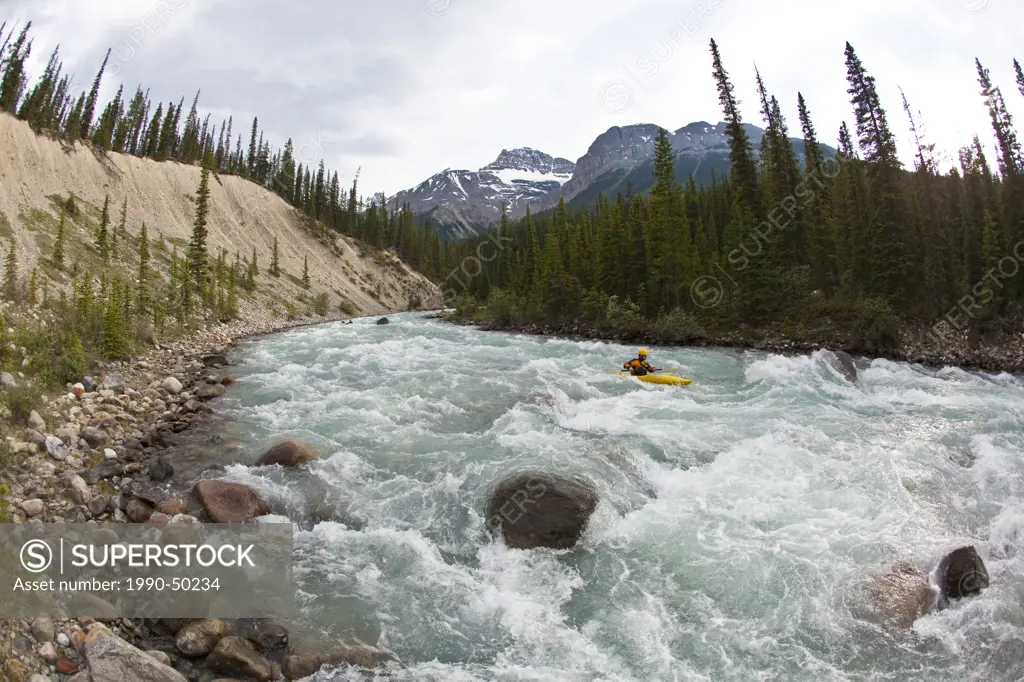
[226,261,238,319]
[2,240,17,301]
[976,58,1022,178]
[0,311,10,370]
[246,246,258,290]
[52,206,66,269]
[188,156,212,297]
[845,42,911,307]
[844,42,900,167]
[27,267,37,304]
[302,255,310,289]
[97,194,110,261]
[270,237,280,277]
[798,93,838,294]
[0,22,32,113]
[79,48,111,138]
[136,222,150,317]
[709,38,760,212]
[117,197,127,241]
[100,279,130,359]
[247,116,258,176]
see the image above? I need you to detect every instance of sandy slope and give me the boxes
[0,113,441,315]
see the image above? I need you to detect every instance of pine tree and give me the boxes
[117,197,127,241]
[2,240,17,300]
[188,155,212,297]
[100,279,130,359]
[976,58,1022,178]
[0,311,10,370]
[270,237,280,277]
[247,116,258,176]
[136,222,150,317]
[302,254,310,289]
[52,206,66,269]
[97,194,110,261]
[845,42,911,307]
[0,22,32,113]
[798,93,838,294]
[246,246,258,290]
[844,42,900,167]
[226,260,238,319]
[27,267,38,304]
[79,48,111,137]
[709,38,760,212]
[1015,58,1024,98]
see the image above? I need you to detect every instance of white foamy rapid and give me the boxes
[204,313,1024,681]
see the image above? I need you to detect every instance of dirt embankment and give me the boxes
[0,112,442,315]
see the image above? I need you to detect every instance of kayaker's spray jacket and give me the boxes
[623,357,656,376]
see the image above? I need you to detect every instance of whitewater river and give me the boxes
[199,312,1024,681]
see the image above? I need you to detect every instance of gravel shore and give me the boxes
[0,306,392,681]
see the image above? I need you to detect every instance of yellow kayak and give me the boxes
[618,372,692,386]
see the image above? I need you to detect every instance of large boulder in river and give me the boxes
[192,480,271,523]
[486,473,599,550]
[869,546,989,628]
[827,349,858,383]
[255,440,318,468]
[935,545,989,607]
[376,317,389,325]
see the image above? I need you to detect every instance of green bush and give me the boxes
[338,296,358,316]
[451,293,480,319]
[606,295,644,333]
[652,309,703,342]
[15,324,88,385]
[853,296,901,350]
[481,289,523,326]
[1,383,44,426]
[580,289,609,322]
[311,292,330,316]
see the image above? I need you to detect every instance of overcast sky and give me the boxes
[5,0,1022,196]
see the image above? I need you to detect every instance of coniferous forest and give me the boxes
[445,40,1024,356]
[3,19,1024,357]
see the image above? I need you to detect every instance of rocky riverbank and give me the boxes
[0,309,393,682]
[442,315,1024,375]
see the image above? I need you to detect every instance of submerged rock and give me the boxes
[148,456,174,482]
[868,562,936,629]
[255,440,318,467]
[282,644,384,679]
[827,349,858,383]
[486,473,599,550]
[192,480,271,523]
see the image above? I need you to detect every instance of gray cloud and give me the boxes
[7,0,1022,196]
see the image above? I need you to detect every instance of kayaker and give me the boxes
[623,349,659,376]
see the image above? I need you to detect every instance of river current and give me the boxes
[198,312,1024,681]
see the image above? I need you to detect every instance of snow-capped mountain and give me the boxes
[388,148,574,240]
[532,121,834,214]
[391,123,834,239]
